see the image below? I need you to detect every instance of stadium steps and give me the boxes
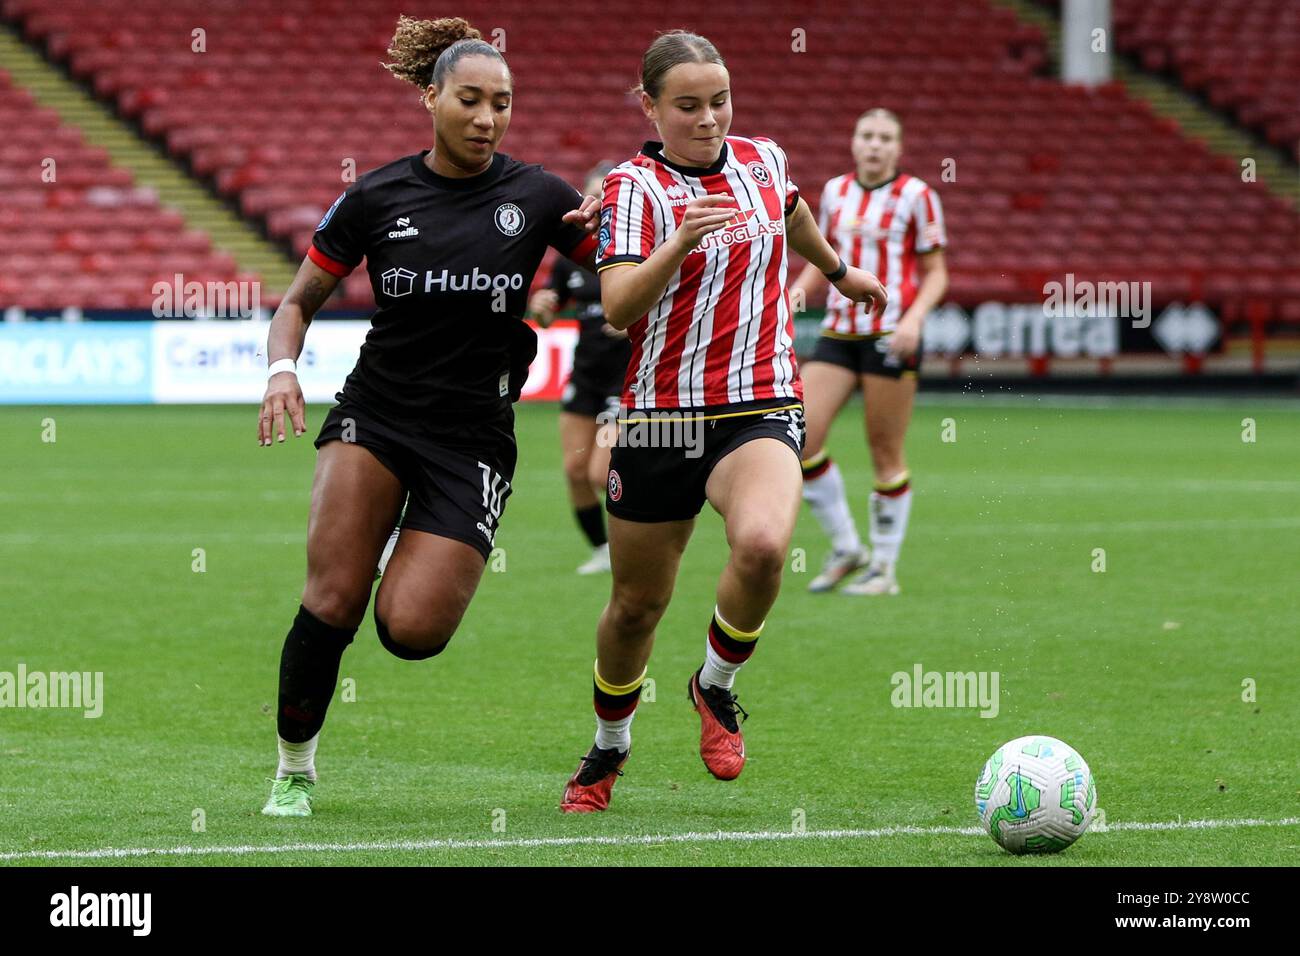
[0,23,298,294]
[992,0,1300,211]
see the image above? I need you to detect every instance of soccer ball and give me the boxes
[974,735,1096,854]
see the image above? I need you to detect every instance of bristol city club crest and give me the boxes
[494,202,525,236]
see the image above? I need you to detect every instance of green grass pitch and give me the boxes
[1,395,1297,866]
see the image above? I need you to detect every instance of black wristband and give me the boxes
[823,259,848,282]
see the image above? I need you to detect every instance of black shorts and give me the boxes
[605,402,806,523]
[313,398,516,560]
[560,373,622,420]
[810,333,920,379]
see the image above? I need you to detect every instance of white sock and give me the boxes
[869,472,912,567]
[594,712,635,753]
[699,607,763,691]
[276,733,319,781]
[802,456,863,554]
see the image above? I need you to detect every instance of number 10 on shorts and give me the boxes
[478,461,509,527]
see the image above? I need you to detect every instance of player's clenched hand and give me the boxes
[672,194,738,252]
[258,371,306,446]
[528,288,560,328]
[832,265,888,314]
[562,194,600,233]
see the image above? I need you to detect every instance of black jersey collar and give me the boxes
[411,150,506,191]
[641,140,729,178]
[856,171,900,192]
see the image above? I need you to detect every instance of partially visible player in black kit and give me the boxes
[254,16,598,817]
[528,162,632,575]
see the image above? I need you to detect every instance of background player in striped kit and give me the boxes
[560,32,885,812]
[792,109,949,596]
[527,162,632,576]
[255,16,599,817]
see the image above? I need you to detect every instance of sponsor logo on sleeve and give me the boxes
[597,205,612,258]
[316,192,346,231]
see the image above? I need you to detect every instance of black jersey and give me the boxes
[310,150,595,424]
[548,257,632,387]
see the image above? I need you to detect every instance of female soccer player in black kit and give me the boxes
[528,162,633,575]
[255,16,598,816]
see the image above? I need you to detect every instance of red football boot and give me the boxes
[560,744,629,813]
[688,669,749,780]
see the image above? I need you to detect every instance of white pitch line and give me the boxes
[2,816,1297,863]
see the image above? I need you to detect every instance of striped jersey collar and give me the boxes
[640,140,730,178]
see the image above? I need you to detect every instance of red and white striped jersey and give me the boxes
[596,135,802,410]
[819,172,946,336]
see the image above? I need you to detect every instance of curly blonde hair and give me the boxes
[383,15,506,89]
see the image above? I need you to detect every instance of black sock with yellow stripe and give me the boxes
[700,606,762,691]
[592,662,645,752]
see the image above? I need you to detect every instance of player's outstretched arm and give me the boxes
[257,258,340,447]
[600,194,738,330]
[785,197,887,313]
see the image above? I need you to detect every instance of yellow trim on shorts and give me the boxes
[594,661,647,696]
[618,402,802,425]
[819,329,888,341]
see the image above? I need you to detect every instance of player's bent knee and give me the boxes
[731,530,788,582]
[606,591,670,636]
[564,457,591,488]
[301,581,369,631]
[374,608,454,661]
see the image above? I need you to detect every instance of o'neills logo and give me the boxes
[424,268,525,292]
[388,216,420,239]
[690,208,783,254]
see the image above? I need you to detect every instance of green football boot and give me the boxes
[261,773,315,817]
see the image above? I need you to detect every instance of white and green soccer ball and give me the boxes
[974,735,1096,854]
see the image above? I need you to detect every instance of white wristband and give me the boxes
[268,358,297,378]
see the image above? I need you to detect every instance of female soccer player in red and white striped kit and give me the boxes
[792,109,948,596]
[560,32,885,812]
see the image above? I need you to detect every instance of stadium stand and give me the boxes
[1110,0,1300,160]
[0,66,241,309]
[3,0,1297,322]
